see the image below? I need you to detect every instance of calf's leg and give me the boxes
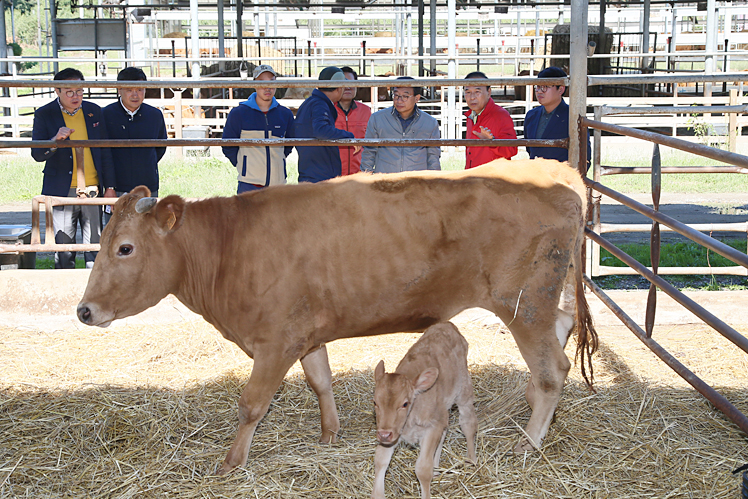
[457,387,478,464]
[218,352,296,475]
[371,444,396,499]
[414,428,445,499]
[300,345,340,443]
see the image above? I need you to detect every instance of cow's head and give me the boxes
[77,186,186,327]
[372,360,439,446]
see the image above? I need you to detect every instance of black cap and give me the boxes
[318,66,346,81]
[537,66,567,79]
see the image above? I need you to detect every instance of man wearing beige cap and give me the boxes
[222,64,295,193]
[294,66,357,183]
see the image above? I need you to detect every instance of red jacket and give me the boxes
[336,100,372,175]
[464,99,517,169]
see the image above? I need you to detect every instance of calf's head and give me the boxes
[77,186,186,327]
[373,360,439,446]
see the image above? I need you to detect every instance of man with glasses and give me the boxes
[463,71,517,168]
[31,67,115,269]
[103,67,167,218]
[361,76,441,173]
[524,66,590,170]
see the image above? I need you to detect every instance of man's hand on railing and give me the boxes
[54,126,75,141]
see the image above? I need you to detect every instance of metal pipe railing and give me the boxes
[585,228,748,355]
[581,117,748,170]
[0,77,568,90]
[585,178,748,269]
[584,275,748,436]
[0,138,569,150]
[600,166,748,175]
[600,104,748,115]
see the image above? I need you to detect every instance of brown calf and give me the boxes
[372,322,477,499]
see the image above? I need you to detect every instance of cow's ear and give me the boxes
[129,185,152,199]
[413,368,438,394]
[153,195,185,233]
[374,360,386,382]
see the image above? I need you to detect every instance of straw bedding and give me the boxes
[1,316,746,498]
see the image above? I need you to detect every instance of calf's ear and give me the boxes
[153,195,185,234]
[374,360,386,382]
[413,368,439,394]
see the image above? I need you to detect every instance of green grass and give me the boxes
[597,147,748,194]
[35,257,86,269]
[600,239,746,268]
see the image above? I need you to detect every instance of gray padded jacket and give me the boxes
[361,106,441,173]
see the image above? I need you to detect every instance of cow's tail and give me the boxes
[574,204,598,391]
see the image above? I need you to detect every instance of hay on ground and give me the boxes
[0,316,746,498]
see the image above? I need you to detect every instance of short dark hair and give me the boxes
[537,66,567,89]
[394,76,421,96]
[340,66,357,80]
[53,68,84,81]
[465,71,490,91]
[117,66,147,81]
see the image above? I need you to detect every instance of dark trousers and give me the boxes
[52,188,102,269]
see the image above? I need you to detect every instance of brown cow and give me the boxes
[77,159,597,475]
[372,322,477,499]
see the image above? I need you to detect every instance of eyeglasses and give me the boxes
[62,89,85,98]
[534,85,557,93]
[392,93,414,102]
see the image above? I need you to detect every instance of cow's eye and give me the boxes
[118,244,133,256]
[402,401,408,409]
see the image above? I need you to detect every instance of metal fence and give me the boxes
[579,113,748,436]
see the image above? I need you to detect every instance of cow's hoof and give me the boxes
[513,437,538,454]
[319,431,338,444]
[216,462,236,476]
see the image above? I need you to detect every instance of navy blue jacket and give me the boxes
[31,99,116,197]
[295,89,354,183]
[524,99,591,171]
[103,100,167,193]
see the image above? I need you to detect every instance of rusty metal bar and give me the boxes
[584,275,748,436]
[585,228,748,354]
[601,104,748,116]
[0,138,570,150]
[29,196,116,207]
[596,265,747,276]
[0,77,568,90]
[578,116,589,176]
[588,73,748,86]
[600,222,748,233]
[31,197,41,245]
[646,144,662,338]
[601,166,748,175]
[0,243,100,253]
[585,178,748,269]
[25,195,118,248]
[44,200,54,248]
[582,117,748,169]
